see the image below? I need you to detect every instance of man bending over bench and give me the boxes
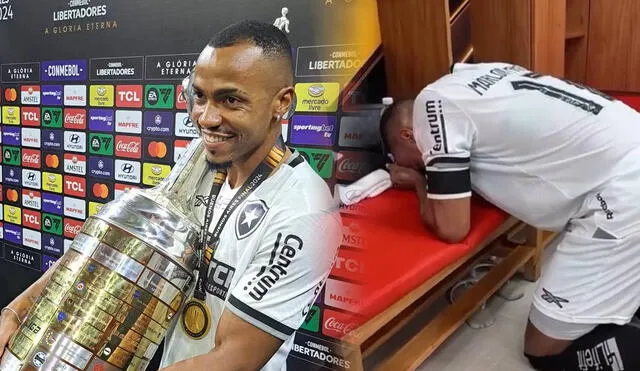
[379,62,640,371]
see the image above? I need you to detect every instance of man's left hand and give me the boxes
[387,164,424,190]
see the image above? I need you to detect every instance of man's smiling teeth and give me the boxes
[204,133,232,143]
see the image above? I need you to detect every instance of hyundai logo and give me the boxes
[70,134,80,143]
[28,172,35,181]
[183,117,194,127]
[121,163,134,173]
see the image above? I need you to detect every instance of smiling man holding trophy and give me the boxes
[0,20,342,371]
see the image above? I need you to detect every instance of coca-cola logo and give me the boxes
[65,223,81,235]
[22,153,40,164]
[338,159,365,174]
[116,140,140,153]
[65,113,85,124]
[323,317,357,336]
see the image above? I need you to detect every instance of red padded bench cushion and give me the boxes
[341,189,509,321]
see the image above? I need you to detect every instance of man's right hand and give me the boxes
[0,310,20,358]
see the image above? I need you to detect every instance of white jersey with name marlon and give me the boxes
[414,62,640,230]
[160,152,342,370]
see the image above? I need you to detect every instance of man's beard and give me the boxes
[206,157,232,171]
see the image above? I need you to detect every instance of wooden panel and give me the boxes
[565,37,589,83]
[450,2,471,63]
[376,0,451,100]
[586,0,640,92]
[531,0,566,77]
[469,0,532,68]
[565,0,589,39]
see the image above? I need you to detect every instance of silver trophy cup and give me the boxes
[1,138,209,371]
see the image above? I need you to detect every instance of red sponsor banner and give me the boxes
[331,247,364,282]
[114,183,139,199]
[64,218,83,239]
[22,209,41,230]
[63,108,87,130]
[335,150,384,182]
[116,85,143,108]
[63,175,86,198]
[176,84,187,110]
[321,308,363,340]
[114,135,142,159]
[21,107,41,126]
[21,149,41,169]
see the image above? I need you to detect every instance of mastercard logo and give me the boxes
[4,88,17,102]
[6,189,18,202]
[45,154,60,168]
[92,183,109,199]
[148,141,168,158]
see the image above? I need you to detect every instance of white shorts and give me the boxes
[531,170,640,340]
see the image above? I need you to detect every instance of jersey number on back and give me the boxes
[511,73,614,115]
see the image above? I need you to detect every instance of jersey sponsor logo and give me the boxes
[114,159,141,184]
[235,200,269,240]
[205,258,236,300]
[42,193,63,216]
[114,135,142,159]
[294,82,340,112]
[541,288,569,309]
[290,115,336,146]
[22,190,41,210]
[88,156,114,179]
[42,129,63,150]
[335,150,382,182]
[21,128,41,149]
[21,107,41,126]
[2,106,20,125]
[63,108,87,129]
[23,228,41,251]
[174,112,198,138]
[4,204,21,225]
[296,147,334,179]
[115,110,143,133]
[338,115,381,149]
[41,85,63,106]
[243,233,303,301]
[63,85,87,107]
[63,131,86,153]
[143,111,174,137]
[88,109,115,132]
[324,278,362,313]
[42,233,63,256]
[42,107,63,128]
[63,153,86,175]
[425,100,447,155]
[42,213,63,235]
[596,193,614,220]
[115,85,143,108]
[465,64,527,96]
[63,175,86,198]
[64,218,83,239]
[90,85,115,107]
[21,86,41,105]
[145,85,174,109]
[63,197,86,220]
[331,248,364,281]
[22,209,41,230]
[3,166,22,186]
[22,169,41,190]
[22,149,41,169]
[3,127,21,146]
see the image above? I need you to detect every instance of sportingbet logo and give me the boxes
[115,110,143,134]
[22,149,41,169]
[64,131,87,153]
[89,109,115,132]
[41,85,63,106]
[63,108,87,130]
[114,135,142,159]
[294,82,340,112]
[21,86,41,105]
[90,85,115,107]
[2,106,20,125]
[3,127,21,146]
[21,107,41,126]
[21,128,41,149]
[42,193,63,215]
[296,148,334,179]
[63,175,86,198]
[145,85,175,109]
[290,115,336,146]
[115,85,143,108]
[42,107,63,128]
[89,133,114,156]
[63,85,87,107]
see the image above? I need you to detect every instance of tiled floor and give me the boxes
[365,238,561,370]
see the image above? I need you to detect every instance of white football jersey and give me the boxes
[161,152,342,370]
[414,62,640,230]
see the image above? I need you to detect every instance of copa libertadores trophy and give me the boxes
[0,134,210,371]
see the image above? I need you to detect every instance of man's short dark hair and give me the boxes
[379,101,405,155]
[208,20,293,73]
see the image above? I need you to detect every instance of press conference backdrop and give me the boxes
[0,0,384,369]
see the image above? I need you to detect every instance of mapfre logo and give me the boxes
[22,209,41,230]
[21,149,41,169]
[63,154,86,175]
[63,197,86,220]
[114,135,142,159]
[21,107,41,127]
[324,279,362,313]
[63,218,83,239]
[115,110,143,134]
[22,190,42,210]
[23,228,42,251]
[63,175,86,198]
[21,128,41,149]
[114,159,141,184]
[116,85,143,108]
[63,85,87,107]
[21,86,41,105]
[63,108,87,130]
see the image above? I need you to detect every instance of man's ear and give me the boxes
[400,128,416,144]
[273,86,295,119]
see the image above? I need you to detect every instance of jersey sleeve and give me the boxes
[413,89,476,200]
[225,208,342,341]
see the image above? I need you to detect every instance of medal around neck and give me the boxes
[0,138,211,371]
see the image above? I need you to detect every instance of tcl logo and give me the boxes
[322,309,362,339]
[22,149,41,169]
[63,108,87,130]
[63,218,83,239]
[114,135,142,159]
[21,107,40,126]
[22,210,41,230]
[116,85,143,107]
[331,248,364,281]
[63,176,86,197]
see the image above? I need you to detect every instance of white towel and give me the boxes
[334,169,392,206]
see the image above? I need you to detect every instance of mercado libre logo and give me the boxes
[44,0,117,36]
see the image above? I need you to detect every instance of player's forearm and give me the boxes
[415,178,437,230]
[160,343,259,371]
[6,259,60,319]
